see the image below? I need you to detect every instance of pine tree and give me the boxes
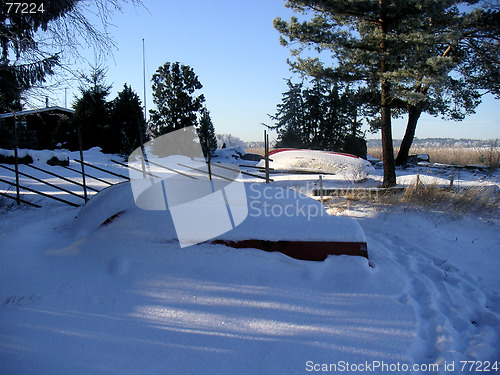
[109,84,147,155]
[274,0,497,186]
[197,107,217,157]
[149,62,205,137]
[395,3,500,165]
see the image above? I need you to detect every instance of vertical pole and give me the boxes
[319,175,324,204]
[264,130,269,184]
[143,38,147,124]
[449,167,455,189]
[13,118,20,205]
[137,119,147,178]
[206,138,212,181]
[77,125,88,202]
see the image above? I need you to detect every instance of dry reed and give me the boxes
[368,146,500,168]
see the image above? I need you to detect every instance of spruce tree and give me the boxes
[269,78,366,155]
[268,79,306,148]
[109,84,147,155]
[72,66,112,151]
[197,107,217,157]
[149,62,205,137]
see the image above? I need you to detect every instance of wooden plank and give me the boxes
[146,159,197,179]
[211,163,274,181]
[74,159,130,180]
[61,165,114,186]
[25,163,100,192]
[111,159,160,178]
[0,164,86,200]
[211,239,368,261]
[312,187,406,197]
[0,177,80,207]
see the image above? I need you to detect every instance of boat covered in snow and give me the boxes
[256,148,374,178]
[72,181,368,261]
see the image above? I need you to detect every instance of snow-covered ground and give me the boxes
[1,148,499,374]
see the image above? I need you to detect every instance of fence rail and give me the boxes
[0,177,81,207]
[0,158,129,208]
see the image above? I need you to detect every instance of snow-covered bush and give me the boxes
[216,134,246,149]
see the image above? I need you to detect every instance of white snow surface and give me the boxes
[1,148,500,375]
[0,148,69,164]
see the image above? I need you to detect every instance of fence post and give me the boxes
[137,118,148,178]
[319,175,324,204]
[13,117,20,205]
[264,130,270,184]
[206,138,212,181]
[76,125,88,202]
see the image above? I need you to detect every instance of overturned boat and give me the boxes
[257,148,374,178]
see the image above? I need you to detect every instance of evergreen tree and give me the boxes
[395,3,500,165]
[72,66,112,151]
[268,79,306,148]
[149,62,205,137]
[274,1,499,179]
[109,84,147,155]
[269,78,367,156]
[0,1,74,112]
[0,0,143,113]
[197,107,217,157]
[274,0,483,186]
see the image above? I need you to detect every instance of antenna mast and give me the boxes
[142,38,147,122]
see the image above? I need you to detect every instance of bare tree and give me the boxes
[0,0,144,111]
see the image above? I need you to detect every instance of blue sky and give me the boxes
[51,0,498,142]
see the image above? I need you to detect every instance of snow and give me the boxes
[0,148,69,164]
[216,134,247,149]
[1,147,499,374]
[212,146,246,162]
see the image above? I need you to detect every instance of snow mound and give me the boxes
[257,149,375,179]
[71,180,366,249]
[212,146,246,162]
[71,182,136,239]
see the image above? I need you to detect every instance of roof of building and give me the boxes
[0,106,74,119]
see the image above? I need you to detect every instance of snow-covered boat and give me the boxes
[72,181,368,261]
[256,148,374,178]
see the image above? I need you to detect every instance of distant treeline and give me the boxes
[367,138,500,148]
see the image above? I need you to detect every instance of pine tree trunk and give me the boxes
[379,0,396,187]
[381,100,396,187]
[395,105,422,166]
